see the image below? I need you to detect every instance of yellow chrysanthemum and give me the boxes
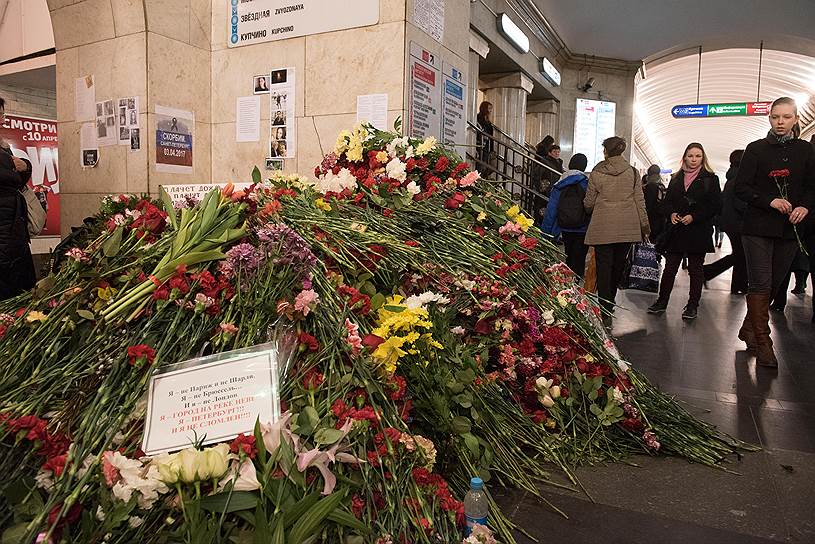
[376,151,389,164]
[415,136,437,156]
[25,311,47,323]
[315,198,332,211]
[506,205,521,219]
[334,130,352,154]
[476,211,487,222]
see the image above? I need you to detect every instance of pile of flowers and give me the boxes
[0,123,751,544]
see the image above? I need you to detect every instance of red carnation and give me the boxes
[229,433,258,459]
[768,169,790,178]
[434,156,450,173]
[127,344,156,367]
[302,368,325,390]
[298,331,320,352]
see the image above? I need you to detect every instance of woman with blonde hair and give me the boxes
[648,143,721,319]
[734,97,815,367]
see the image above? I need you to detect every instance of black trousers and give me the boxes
[742,235,799,296]
[660,252,705,307]
[594,243,631,315]
[562,232,589,278]
[703,232,748,293]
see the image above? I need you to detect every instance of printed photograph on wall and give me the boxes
[155,105,194,174]
[267,67,296,159]
[253,74,270,94]
[265,158,283,171]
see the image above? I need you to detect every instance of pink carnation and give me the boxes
[101,451,120,486]
[345,318,362,355]
[459,171,479,187]
[498,221,521,236]
[294,289,320,316]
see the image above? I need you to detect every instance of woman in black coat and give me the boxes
[734,97,815,367]
[648,143,721,319]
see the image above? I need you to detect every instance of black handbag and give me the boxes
[654,223,676,255]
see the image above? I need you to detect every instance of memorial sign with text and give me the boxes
[142,346,280,455]
[408,42,441,139]
[229,0,379,47]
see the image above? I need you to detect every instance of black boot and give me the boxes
[682,304,698,320]
[647,298,669,314]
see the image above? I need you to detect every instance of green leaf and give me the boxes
[102,226,124,257]
[288,491,345,543]
[252,166,262,185]
[589,404,603,416]
[254,419,267,466]
[327,508,369,533]
[200,491,259,514]
[451,416,471,435]
[461,432,480,457]
[2,523,28,544]
[159,187,178,230]
[447,381,464,394]
[76,309,95,321]
[370,293,386,311]
[383,305,405,313]
[314,428,345,446]
[456,369,476,384]
[282,492,320,528]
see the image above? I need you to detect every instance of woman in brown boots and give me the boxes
[735,97,815,367]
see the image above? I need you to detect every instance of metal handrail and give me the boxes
[467,121,562,177]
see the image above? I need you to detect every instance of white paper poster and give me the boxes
[441,62,467,154]
[155,105,194,174]
[356,93,388,131]
[142,348,279,455]
[408,42,441,140]
[229,0,379,48]
[74,75,95,122]
[573,98,616,171]
[118,97,140,146]
[236,96,261,142]
[80,122,98,168]
[413,0,444,42]
[95,99,117,147]
[269,67,295,159]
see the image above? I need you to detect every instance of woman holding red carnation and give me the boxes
[734,97,815,367]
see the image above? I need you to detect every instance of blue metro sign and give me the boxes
[671,104,709,118]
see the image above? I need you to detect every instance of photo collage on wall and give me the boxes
[254,67,296,166]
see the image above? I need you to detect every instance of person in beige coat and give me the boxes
[584,136,650,326]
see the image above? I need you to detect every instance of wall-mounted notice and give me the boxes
[141,346,279,455]
[236,96,261,142]
[573,98,616,171]
[268,67,295,159]
[229,0,379,48]
[80,123,98,168]
[413,0,444,42]
[441,62,466,154]
[118,97,140,146]
[0,114,60,236]
[95,99,117,147]
[356,93,388,131]
[155,105,194,174]
[408,42,441,140]
[74,75,95,122]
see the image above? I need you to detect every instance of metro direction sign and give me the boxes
[671,101,772,119]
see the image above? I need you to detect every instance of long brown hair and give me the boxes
[478,101,492,120]
[678,142,714,173]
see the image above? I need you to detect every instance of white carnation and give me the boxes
[316,168,357,194]
[386,158,407,182]
[405,181,420,195]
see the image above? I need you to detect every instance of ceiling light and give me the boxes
[496,13,529,54]
[793,93,810,108]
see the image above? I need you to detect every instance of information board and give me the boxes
[441,61,466,154]
[229,0,379,47]
[408,42,441,139]
[573,98,616,171]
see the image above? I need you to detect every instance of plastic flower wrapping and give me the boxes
[0,123,753,543]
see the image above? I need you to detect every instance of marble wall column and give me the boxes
[526,99,559,149]
[481,72,534,146]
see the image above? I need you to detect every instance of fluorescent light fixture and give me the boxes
[793,93,810,108]
[539,57,561,86]
[497,13,530,54]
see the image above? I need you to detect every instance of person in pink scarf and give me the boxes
[648,143,722,319]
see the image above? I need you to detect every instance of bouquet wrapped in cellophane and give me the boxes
[0,122,753,544]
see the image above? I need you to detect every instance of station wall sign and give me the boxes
[229,0,379,47]
[671,101,772,119]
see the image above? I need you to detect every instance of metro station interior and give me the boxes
[1,1,814,542]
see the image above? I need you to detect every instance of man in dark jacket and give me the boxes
[642,164,666,242]
[703,150,748,293]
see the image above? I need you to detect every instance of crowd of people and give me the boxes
[539,96,815,368]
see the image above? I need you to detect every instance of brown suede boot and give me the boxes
[737,313,757,352]
[746,293,778,368]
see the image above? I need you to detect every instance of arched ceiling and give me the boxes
[634,48,815,175]
[534,0,815,62]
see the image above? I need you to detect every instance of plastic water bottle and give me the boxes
[464,477,489,535]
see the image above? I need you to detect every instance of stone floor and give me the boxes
[499,251,815,543]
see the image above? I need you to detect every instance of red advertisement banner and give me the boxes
[0,114,60,236]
